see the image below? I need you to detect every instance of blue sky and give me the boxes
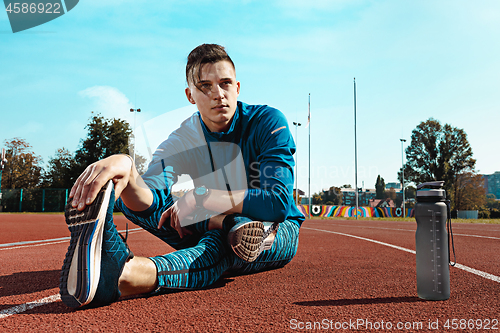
[1,0,499,195]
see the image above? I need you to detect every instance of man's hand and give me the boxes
[69,154,134,211]
[158,190,196,238]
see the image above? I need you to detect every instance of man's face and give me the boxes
[185,60,240,133]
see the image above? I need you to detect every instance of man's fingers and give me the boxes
[158,209,171,229]
[71,168,92,208]
[113,179,126,201]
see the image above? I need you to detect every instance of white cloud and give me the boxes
[78,86,134,123]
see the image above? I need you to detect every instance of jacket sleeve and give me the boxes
[242,108,295,222]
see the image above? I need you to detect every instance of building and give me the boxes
[341,188,377,206]
[483,171,500,199]
[386,182,401,190]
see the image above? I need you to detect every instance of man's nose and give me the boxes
[212,84,224,99]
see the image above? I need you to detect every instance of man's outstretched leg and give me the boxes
[59,180,135,308]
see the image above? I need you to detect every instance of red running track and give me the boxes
[1,214,499,332]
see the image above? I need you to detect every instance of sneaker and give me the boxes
[227,216,279,263]
[59,180,133,308]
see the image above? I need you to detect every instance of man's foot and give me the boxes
[59,180,133,308]
[227,216,279,263]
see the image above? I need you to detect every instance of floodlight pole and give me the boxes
[354,78,359,220]
[0,148,6,208]
[293,122,302,207]
[400,138,407,217]
[130,108,141,164]
[308,94,311,219]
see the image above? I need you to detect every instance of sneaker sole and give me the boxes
[228,221,279,263]
[228,221,264,262]
[59,180,113,308]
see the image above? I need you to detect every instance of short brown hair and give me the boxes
[186,44,235,87]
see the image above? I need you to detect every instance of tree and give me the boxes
[72,113,145,177]
[450,171,486,211]
[42,148,77,188]
[375,175,386,199]
[399,118,476,204]
[312,193,323,205]
[405,185,416,199]
[323,186,342,205]
[2,138,43,189]
[485,194,500,218]
[385,187,397,202]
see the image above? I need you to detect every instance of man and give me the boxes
[60,44,304,308]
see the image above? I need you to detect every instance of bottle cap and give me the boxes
[416,181,446,201]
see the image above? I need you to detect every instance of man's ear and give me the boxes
[185,87,196,104]
[236,81,241,96]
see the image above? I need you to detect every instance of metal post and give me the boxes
[308,94,311,219]
[130,108,141,164]
[42,188,45,212]
[0,148,6,209]
[354,78,358,220]
[293,122,302,207]
[400,138,406,217]
[19,188,23,212]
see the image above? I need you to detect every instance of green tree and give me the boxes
[405,185,416,199]
[485,194,500,218]
[399,118,476,204]
[486,194,500,209]
[2,138,43,189]
[72,113,145,177]
[42,148,77,188]
[74,114,131,167]
[375,175,385,199]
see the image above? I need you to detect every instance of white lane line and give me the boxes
[0,228,143,250]
[0,227,146,319]
[326,224,500,241]
[454,264,500,283]
[0,240,69,251]
[302,227,500,284]
[0,294,61,319]
[0,237,70,248]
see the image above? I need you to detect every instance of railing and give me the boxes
[0,188,69,212]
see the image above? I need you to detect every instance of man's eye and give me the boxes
[202,83,211,89]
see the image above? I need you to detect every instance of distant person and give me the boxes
[59,44,304,308]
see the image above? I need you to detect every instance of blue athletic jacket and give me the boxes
[125,101,304,228]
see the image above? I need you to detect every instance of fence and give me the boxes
[456,210,478,219]
[0,188,69,212]
[298,204,415,218]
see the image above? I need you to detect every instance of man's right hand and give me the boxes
[69,154,134,211]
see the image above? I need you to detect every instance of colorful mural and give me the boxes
[298,205,414,218]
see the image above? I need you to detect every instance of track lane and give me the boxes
[1,217,499,332]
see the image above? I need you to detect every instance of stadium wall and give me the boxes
[298,204,414,218]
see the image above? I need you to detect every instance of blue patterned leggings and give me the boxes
[120,209,300,290]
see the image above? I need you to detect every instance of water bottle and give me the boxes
[415,181,450,300]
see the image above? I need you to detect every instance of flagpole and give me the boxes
[308,93,311,219]
[354,78,358,220]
